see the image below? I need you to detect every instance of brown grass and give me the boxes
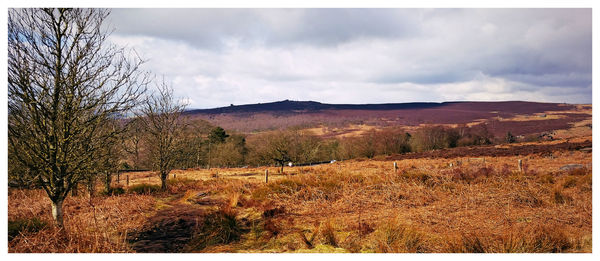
[8,189,156,253]
[8,141,592,253]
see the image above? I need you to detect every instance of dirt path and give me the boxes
[129,202,205,253]
[129,192,224,253]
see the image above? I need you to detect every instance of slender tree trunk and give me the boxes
[160,171,168,191]
[87,175,96,197]
[51,199,64,228]
[71,183,78,196]
[104,171,112,192]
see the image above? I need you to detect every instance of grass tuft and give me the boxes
[320,220,338,247]
[8,217,47,241]
[372,219,426,253]
[186,207,244,251]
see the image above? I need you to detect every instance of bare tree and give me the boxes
[123,117,147,169]
[8,8,147,227]
[258,130,296,173]
[140,80,186,191]
[98,120,124,193]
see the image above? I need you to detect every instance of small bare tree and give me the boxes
[140,80,186,191]
[123,117,147,169]
[8,8,147,227]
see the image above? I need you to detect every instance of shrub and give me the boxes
[128,184,162,194]
[100,186,126,196]
[8,217,47,241]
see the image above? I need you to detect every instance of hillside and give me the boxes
[186,100,570,115]
[183,100,590,137]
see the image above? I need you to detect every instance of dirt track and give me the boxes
[129,202,206,253]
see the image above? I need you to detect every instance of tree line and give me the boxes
[113,120,498,173]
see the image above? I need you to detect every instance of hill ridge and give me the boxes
[184,100,564,115]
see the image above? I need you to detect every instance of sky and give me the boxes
[106,8,592,109]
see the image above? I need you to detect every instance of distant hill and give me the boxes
[183,100,588,136]
[184,100,567,115]
[184,100,445,115]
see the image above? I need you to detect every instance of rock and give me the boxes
[559,164,584,171]
[579,147,592,153]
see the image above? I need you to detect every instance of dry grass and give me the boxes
[232,151,591,253]
[8,189,156,253]
[8,142,592,253]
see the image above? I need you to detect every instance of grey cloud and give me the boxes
[108,8,422,49]
[106,8,592,108]
[370,71,478,85]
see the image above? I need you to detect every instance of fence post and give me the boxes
[173,173,176,179]
[265,169,269,183]
[126,175,129,187]
[393,162,398,173]
[117,172,120,184]
[518,159,523,172]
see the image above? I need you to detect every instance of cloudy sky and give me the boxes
[107,8,591,109]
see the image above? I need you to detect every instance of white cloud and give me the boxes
[107,9,591,108]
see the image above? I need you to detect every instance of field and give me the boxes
[8,137,592,253]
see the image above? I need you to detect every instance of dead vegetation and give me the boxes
[8,143,592,253]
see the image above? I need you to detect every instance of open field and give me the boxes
[8,137,592,253]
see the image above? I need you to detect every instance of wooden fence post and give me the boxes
[126,175,129,187]
[265,169,269,183]
[518,159,523,172]
[117,172,120,184]
[393,162,398,173]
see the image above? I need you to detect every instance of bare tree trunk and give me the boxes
[87,175,96,197]
[160,171,168,191]
[71,183,78,196]
[51,199,64,228]
[104,171,112,192]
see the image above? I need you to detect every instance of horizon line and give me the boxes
[184,99,586,111]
